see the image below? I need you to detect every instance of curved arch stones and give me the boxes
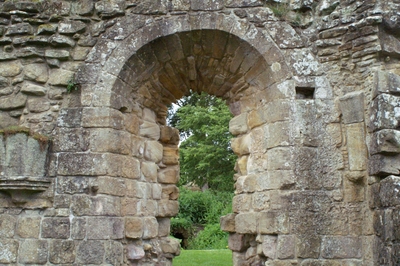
[0,1,399,265]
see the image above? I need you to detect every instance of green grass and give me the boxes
[173,249,232,266]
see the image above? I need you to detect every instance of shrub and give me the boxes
[188,223,229,250]
[172,188,233,250]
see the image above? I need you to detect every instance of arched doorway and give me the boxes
[71,12,341,265]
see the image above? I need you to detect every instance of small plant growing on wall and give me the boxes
[66,78,79,93]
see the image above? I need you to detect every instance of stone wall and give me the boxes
[0,0,399,265]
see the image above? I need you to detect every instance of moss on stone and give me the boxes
[0,126,50,151]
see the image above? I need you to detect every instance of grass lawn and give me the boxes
[173,249,232,266]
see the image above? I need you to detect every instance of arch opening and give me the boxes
[111,29,273,123]
[110,29,275,264]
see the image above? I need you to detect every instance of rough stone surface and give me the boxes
[0,0,397,265]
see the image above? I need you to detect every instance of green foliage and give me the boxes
[168,92,236,191]
[173,249,232,266]
[67,79,79,93]
[268,2,290,18]
[170,217,193,233]
[172,188,233,250]
[176,188,233,225]
[188,223,228,250]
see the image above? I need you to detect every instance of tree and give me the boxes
[168,92,236,192]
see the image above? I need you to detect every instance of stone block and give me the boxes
[71,195,120,216]
[258,210,289,234]
[370,129,400,155]
[132,135,145,158]
[321,236,362,259]
[235,174,258,193]
[158,218,171,237]
[126,244,145,261]
[57,108,82,128]
[97,174,126,195]
[143,217,158,239]
[140,121,160,140]
[248,108,268,129]
[124,113,140,134]
[277,235,296,259]
[125,217,143,239]
[232,193,252,213]
[141,161,158,182]
[21,82,47,96]
[339,91,365,124]
[0,112,18,129]
[229,113,248,135]
[369,154,400,176]
[139,199,158,217]
[220,213,236,232]
[268,147,293,170]
[0,239,18,263]
[265,100,291,123]
[52,128,89,152]
[27,98,50,113]
[235,212,258,234]
[160,126,180,145]
[0,92,26,110]
[106,154,140,179]
[247,152,268,174]
[58,20,86,34]
[345,123,367,171]
[87,217,124,240]
[57,176,91,194]
[262,235,277,259]
[229,233,252,252]
[297,234,321,259]
[41,217,70,239]
[161,185,179,200]
[252,191,271,211]
[144,140,163,162]
[368,94,400,132]
[23,63,48,83]
[379,175,400,207]
[250,126,268,154]
[77,240,105,264]
[0,214,16,238]
[19,239,48,264]
[71,218,86,240]
[373,71,400,98]
[343,178,365,202]
[49,240,75,264]
[105,241,123,265]
[236,155,248,175]
[267,121,291,148]
[158,200,179,217]
[82,107,124,129]
[0,61,22,77]
[161,237,181,257]
[45,49,70,60]
[48,69,74,86]
[158,166,179,184]
[89,128,131,155]
[163,146,179,165]
[17,216,40,238]
[121,197,139,216]
[231,133,251,156]
[57,153,106,176]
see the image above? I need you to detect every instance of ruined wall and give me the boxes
[0,0,400,265]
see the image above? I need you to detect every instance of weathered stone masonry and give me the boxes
[0,0,400,265]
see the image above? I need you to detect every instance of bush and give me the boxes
[188,223,229,250]
[172,188,233,250]
[177,188,233,225]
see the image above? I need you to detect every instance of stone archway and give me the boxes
[64,9,360,264]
